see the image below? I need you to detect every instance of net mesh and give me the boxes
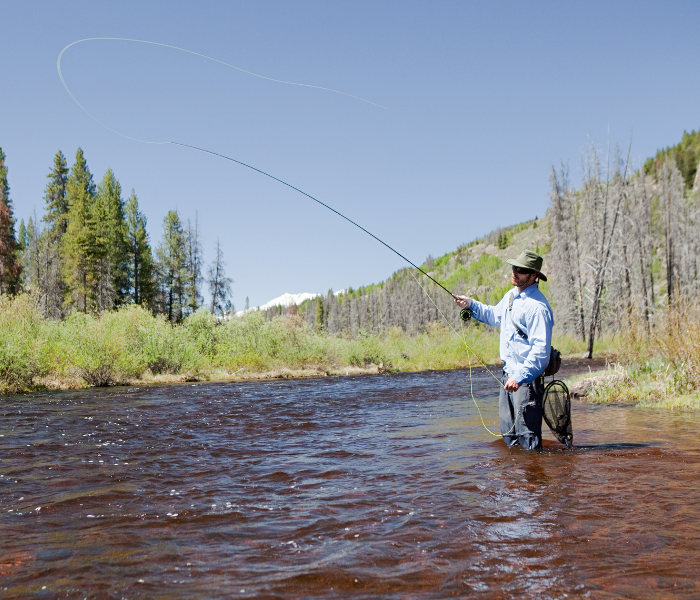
[543,380,573,447]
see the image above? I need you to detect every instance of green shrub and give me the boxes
[184,309,219,360]
[0,295,50,392]
[57,312,134,386]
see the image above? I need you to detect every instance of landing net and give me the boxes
[543,380,573,447]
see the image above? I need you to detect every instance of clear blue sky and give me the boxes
[1,0,698,308]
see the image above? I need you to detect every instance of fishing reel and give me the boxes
[460,308,472,321]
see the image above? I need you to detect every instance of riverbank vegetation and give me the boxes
[564,299,700,410]
[0,293,604,394]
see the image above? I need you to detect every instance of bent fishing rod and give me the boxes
[173,142,465,306]
[58,37,472,321]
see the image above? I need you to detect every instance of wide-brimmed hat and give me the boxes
[506,250,547,282]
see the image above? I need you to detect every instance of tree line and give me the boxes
[0,146,233,321]
[264,250,521,336]
[548,133,700,357]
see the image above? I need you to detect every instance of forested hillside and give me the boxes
[266,129,700,357]
[644,128,700,191]
[549,136,700,356]
[266,216,551,334]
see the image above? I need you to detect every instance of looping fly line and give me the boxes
[57,37,386,145]
[58,37,506,434]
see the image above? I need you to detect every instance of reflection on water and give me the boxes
[1,369,699,598]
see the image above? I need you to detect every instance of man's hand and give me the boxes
[504,377,520,392]
[453,295,472,309]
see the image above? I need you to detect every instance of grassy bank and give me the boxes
[565,362,700,410]
[563,302,700,410]
[0,294,609,395]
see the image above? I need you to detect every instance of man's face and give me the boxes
[511,266,538,288]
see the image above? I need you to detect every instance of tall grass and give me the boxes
[580,300,700,408]
[0,293,610,394]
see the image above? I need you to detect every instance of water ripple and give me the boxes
[1,369,700,598]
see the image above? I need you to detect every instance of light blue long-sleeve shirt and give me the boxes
[469,284,554,384]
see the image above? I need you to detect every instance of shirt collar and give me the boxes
[515,283,538,299]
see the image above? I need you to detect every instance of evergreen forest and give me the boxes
[0,147,233,321]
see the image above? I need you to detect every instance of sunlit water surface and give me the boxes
[1,368,700,599]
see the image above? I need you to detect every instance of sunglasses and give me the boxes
[512,266,535,275]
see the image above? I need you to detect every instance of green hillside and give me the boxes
[285,216,552,336]
[419,216,550,304]
[644,128,700,190]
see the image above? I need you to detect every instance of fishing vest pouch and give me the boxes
[508,292,561,377]
[544,347,561,377]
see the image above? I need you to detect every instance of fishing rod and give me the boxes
[172,142,466,309]
[178,142,475,322]
[57,38,470,320]
[57,38,472,322]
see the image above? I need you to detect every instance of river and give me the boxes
[1,367,699,599]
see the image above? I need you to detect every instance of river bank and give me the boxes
[1,294,598,396]
[6,293,699,409]
[564,363,700,410]
[37,357,612,390]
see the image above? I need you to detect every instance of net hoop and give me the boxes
[543,379,573,448]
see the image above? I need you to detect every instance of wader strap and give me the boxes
[508,292,528,340]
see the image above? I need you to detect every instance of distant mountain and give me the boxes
[236,292,319,316]
[237,290,345,316]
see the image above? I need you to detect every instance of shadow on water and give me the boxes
[1,368,700,599]
[573,442,661,451]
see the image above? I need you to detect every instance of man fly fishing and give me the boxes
[454,251,554,450]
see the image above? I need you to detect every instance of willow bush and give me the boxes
[0,295,51,392]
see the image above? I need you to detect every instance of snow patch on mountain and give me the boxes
[235,291,345,316]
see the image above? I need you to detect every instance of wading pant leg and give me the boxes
[499,373,544,450]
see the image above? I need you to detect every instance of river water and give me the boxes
[1,367,699,599]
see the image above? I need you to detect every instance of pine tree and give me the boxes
[185,214,203,315]
[18,217,30,290]
[156,210,188,322]
[40,152,70,318]
[43,150,69,236]
[207,238,233,316]
[0,147,22,294]
[17,219,28,256]
[94,169,128,309]
[315,295,324,329]
[19,216,39,289]
[62,147,97,312]
[124,190,156,306]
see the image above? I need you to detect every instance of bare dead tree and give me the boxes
[578,140,632,358]
[628,170,655,333]
[549,165,586,339]
[657,159,685,304]
[207,238,233,317]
